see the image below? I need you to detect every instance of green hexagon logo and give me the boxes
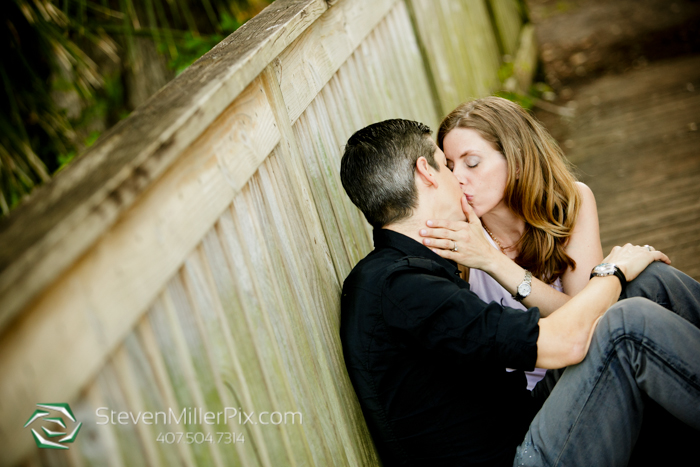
[24,403,82,449]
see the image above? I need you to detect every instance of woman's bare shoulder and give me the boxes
[575,181,595,199]
[574,182,598,213]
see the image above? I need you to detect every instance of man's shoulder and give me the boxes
[343,247,455,294]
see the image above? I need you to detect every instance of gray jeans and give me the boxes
[515,263,700,466]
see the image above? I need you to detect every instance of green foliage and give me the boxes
[0,0,271,217]
[495,91,535,110]
[496,54,555,112]
[161,12,244,75]
[497,61,514,84]
[0,0,89,214]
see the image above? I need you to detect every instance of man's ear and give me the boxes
[415,157,438,188]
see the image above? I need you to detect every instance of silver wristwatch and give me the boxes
[513,270,533,301]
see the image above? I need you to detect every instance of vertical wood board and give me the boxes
[489,0,523,56]
[0,0,528,464]
[277,0,400,124]
[0,76,281,466]
[0,0,329,333]
[408,0,501,113]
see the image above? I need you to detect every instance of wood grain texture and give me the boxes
[544,55,700,280]
[513,24,537,93]
[0,0,328,333]
[0,77,280,466]
[277,0,399,124]
[407,0,502,113]
[0,0,523,464]
[489,0,523,56]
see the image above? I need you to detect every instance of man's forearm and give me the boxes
[535,275,621,369]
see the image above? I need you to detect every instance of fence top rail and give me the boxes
[0,0,334,335]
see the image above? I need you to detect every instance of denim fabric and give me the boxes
[514,263,700,466]
[621,262,700,329]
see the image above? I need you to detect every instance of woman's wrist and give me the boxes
[480,247,510,276]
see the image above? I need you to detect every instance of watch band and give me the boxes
[590,263,627,295]
[513,270,533,301]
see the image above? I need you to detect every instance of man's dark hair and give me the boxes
[340,119,438,228]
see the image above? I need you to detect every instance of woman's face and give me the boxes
[442,128,509,218]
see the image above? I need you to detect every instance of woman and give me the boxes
[420,96,604,389]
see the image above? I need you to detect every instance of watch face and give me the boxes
[593,263,616,276]
[518,282,532,297]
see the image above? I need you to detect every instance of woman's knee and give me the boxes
[600,297,663,336]
[624,262,671,299]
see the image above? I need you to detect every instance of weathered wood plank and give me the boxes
[190,210,294,467]
[151,290,228,467]
[247,158,372,466]
[0,0,328,334]
[250,154,342,466]
[0,0,529,464]
[78,383,124,467]
[94,363,149,467]
[277,0,399,124]
[261,66,339,300]
[489,0,523,56]
[292,0,438,282]
[512,24,538,93]
[407,0,501,112]
[0,76,281,466]
[134,315,198,467]
[110,344,166,467]
[189,235,272,467]
[537,55,700,281]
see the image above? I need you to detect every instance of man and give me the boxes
[339,119,700,466]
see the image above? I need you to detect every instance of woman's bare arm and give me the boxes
[559,182,604,296]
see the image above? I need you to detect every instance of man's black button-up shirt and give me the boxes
[340,229,541,466]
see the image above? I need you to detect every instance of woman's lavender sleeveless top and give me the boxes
[469,229,563,390]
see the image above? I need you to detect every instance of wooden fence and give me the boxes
[0,0,533,465]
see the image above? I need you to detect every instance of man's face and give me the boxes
[430,144,467,222]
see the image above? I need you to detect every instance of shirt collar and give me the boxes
[372,228,460,276]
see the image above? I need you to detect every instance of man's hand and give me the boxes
[419,196,498,270]
[603,243,671,282]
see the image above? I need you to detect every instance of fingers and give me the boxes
[653,251,671,264]
[420,227,456,240]
[461,196,473,222]
[461,196,480,226]
[632,244,669,264]
[429,247,456,260]
[426,219,465,230]
[606,243,671,265]
[422,237,456,251]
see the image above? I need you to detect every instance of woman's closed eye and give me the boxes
[465,156,480,168]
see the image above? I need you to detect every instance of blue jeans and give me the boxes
[514,263,700,466]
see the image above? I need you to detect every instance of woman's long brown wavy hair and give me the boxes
[437,97,581,284]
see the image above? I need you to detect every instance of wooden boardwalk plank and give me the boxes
[535,55,700,280]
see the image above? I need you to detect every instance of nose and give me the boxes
[452,167,470,187]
